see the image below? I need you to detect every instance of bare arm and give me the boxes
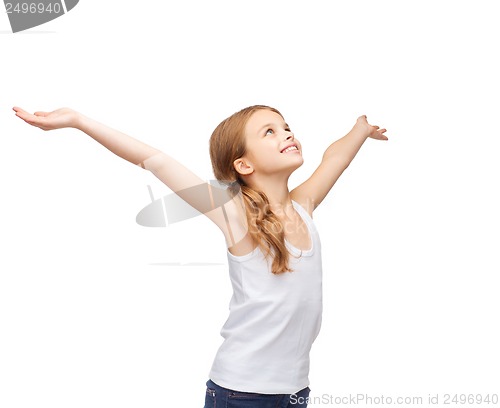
[13,107,249,247]
[73,111,206,194]
[14,106,166,167]
[291,115,388,212]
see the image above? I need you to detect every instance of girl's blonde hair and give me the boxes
[209,105,293,274]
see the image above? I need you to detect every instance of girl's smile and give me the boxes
[280,143,300,153]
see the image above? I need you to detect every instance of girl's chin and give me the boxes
[288,157,304,170]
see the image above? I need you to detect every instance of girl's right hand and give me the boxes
[353,115,388,141]
[12,107,80,131]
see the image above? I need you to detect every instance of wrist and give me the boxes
[350,123,370,140]
[73,111,90,131]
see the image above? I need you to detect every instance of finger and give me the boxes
[15,110,46,126]
[15,110,36,121]
[34,111,50,117]
[14,109,33,121]
[13,107,49,122]
[13,106,30,115]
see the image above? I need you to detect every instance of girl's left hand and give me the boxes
[355,115,388,140]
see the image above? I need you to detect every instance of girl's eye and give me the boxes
[265,129,274,136]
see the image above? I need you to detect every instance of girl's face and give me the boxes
[238,109,303,177]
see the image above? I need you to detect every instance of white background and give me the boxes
[1,1,499,407]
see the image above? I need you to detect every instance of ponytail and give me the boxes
[240,184,293,274]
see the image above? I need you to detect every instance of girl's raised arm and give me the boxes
[290,115,388,212]
[13,107,248,248]
[13,107,160,164]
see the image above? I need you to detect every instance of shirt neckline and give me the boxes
[227,200,315,260]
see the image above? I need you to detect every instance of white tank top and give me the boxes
[209,200,323,394]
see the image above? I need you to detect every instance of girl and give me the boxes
[13,105,388,408]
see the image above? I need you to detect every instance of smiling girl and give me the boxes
[13,104,388,408]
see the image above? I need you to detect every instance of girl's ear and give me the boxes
[233,157,254,176]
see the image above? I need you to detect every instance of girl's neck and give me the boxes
[246,175,295,217]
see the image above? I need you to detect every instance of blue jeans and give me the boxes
[204,379,310,408]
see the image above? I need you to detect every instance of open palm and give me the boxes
[13,107,77,131]
[355,115,388,140]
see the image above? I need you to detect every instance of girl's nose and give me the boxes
[285,131,294,140]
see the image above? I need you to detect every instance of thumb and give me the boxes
[34,111,50,117]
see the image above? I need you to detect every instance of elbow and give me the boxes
[139,151,168,173]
